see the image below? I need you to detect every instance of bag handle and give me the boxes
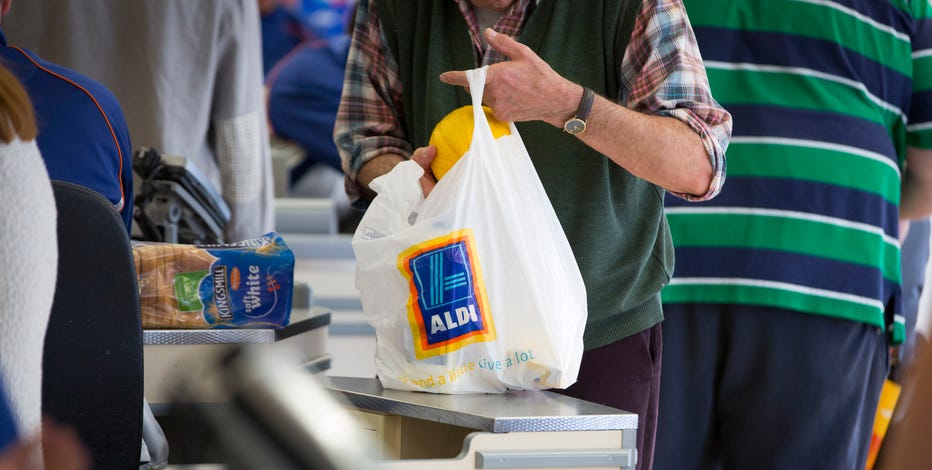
[466,66,497,152]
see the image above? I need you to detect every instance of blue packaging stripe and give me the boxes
[196,232,295,328]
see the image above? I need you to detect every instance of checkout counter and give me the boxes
[153,353,638,469]
[328,376,639,469]
[143,205,638,469]
[147,326,638,469]
[290,229,639,469]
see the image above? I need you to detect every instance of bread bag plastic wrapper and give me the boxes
[132,232,294,329]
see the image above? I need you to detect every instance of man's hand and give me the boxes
[439,28,579,127]
[440,29,713,196]
[411,145,438,198]
[357,146,439,200]
[358,154,405,201]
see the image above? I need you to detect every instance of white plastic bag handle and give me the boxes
[467,67,498,159]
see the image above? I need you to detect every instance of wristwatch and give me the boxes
[563,87,594,135]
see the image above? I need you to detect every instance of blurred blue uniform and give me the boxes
[0,28,133,232]
[266,35,349,185]
[0,380,16,455]
[301,0,352,39]
[261,4,316,77]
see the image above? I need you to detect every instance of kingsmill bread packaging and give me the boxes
[132,232,294,329]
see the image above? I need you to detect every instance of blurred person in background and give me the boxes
[0,0,133,233]
[265,4,355,188]
[0,58,88,469]
[892,220,930,383]
[301,0,354,39]
[259,0,317,77]
[0,53,57,470]
[5,0,275,242]
[0,380,89,470]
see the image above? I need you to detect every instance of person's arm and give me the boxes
[212,0,275,242]
[899,148,932,221]
[540,77,714,197]
[440,0,731,199]
[334,0,423,207]
[901,150,932,220]
[107,97,134,234]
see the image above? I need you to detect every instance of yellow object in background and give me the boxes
[865,378,902,470]
[428,105,511,180]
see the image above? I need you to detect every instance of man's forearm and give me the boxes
[576,93,712,197]
[900,148,932,221]
[438,28,720,198]
[357,153,407,201]
[536,81,712,197]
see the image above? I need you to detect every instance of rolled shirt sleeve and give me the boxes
[621,0,731,201]
[334,0,414,207]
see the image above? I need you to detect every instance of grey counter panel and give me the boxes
[143,306,330,345]
[326,376,637,433]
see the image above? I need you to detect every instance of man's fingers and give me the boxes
[485,28,527,59]
[412,145,437,166]
[412,146,438,198]
[440,28,526,88]
[411,145,438,178]
[439,70,468,87]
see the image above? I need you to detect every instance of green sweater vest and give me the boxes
[375,0,669,349]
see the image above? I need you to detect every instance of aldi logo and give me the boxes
[398,229,495,359]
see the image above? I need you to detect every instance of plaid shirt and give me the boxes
[335,0,731,205]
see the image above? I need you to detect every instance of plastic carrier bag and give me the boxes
[352,66,587,394]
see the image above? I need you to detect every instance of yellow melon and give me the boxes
[428,105,511,180]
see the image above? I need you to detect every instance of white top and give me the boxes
[5,0,275,242]
[0,137,57,439]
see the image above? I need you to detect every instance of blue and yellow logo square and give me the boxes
[398,229,495,360]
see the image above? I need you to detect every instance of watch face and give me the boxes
[564,118,587,135]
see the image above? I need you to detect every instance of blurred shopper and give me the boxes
[0,380,89,470]
[0,0,133,232]
[656,1,932,469]
[336,1,731,468]
[5,0,275,242]
[301,0,354,39]
[0,381,14,462]
[259,0,317,77]
[0,59,57,468]
[893,219,930,383]
[266,4,354,187]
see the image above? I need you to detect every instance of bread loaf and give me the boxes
[132,232,295,329]
[133,242,218,328]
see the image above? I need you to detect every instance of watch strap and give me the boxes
[575,87,594,122]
